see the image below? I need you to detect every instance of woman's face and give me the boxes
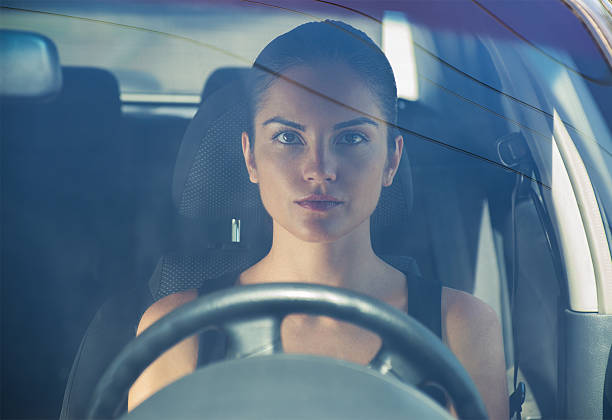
[242,63,403,243]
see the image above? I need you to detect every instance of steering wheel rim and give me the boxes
[87,283,488,419]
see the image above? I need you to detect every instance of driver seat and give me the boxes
[60,66,421,419]
[150,65,419,300]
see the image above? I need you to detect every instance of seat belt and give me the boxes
[498,133,528,419]
[509,168,527,420]
[500,131,568,419]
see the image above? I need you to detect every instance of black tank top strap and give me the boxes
[196,271,240,365]
[197,270,241,296]
[404,271,442,339]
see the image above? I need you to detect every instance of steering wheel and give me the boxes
[87,283,488,419]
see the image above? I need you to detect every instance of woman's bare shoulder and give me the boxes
[441,287,508,419]
[137,289,198,335]
[129,289,200,411]
[441,287,501,332]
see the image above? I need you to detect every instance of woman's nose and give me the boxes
[302,146,337,183]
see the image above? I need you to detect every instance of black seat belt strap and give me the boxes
[509,172,526,420]
[498,132,528,419]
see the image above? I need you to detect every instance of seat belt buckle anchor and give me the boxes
[497,132,529,169]
[509,381,526,419]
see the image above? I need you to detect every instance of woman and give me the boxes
[128,20,508,419]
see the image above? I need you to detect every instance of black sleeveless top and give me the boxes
[196,269,442,366]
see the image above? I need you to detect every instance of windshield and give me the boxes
[3,1,610,214]
[2,1,611,419]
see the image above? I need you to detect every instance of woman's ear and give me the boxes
[383,135,403,187]
[242,131,258,183]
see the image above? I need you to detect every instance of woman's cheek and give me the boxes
[340,151,385,181]
[266,150,302,180]
[256,150,302,199]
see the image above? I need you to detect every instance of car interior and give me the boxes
[2,2,611,417]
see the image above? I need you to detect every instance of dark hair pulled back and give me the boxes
[248,20,398,150]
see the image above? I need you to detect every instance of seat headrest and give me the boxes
[0,30,62,100]
[173,67,270,248]
[172,66,413,252]
[60,66,121,122]
[200,67,250,103]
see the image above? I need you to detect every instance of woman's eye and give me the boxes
[337,132,368,145]
[273,131,302,145]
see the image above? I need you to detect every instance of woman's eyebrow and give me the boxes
[262,117,305,131]
[333,117,378,130]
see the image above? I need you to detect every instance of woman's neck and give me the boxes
[245,219,388,293]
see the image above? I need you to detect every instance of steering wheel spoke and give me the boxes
[368,344,426,386]
[223,315,283,359]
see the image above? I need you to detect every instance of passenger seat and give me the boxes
[2,29,127,418]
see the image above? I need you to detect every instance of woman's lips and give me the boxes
[295,195,343,212]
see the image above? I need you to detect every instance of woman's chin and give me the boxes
[287,220,356,244]
[295,231,341,244]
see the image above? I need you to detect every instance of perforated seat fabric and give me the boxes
[149,252,264,300]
